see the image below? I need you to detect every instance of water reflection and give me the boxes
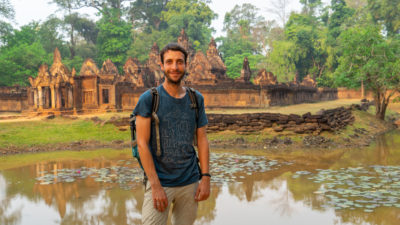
[0,130,400,224]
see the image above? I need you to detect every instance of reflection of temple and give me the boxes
[1,29,337,113]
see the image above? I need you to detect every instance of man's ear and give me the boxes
[159,61,165,71]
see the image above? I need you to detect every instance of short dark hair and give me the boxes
[160,43,188,64]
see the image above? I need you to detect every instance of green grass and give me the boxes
[0,117,130,148]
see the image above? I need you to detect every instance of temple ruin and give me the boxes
[0,29,337,114]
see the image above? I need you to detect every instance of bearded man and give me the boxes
[133,42,211,225]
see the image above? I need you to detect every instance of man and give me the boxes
[134,42,210,225]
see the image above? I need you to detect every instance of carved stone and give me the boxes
[177,29,195,63]
[79,58,99,76]
[186,51,216,85]
[123,57,144,87]
[147,43,163,86]
[253,69,277,86]
[206,38,227,80]
[301,74,316,87]
[236,57,251,83]
[100,59,119,76]
[50,48,71,82]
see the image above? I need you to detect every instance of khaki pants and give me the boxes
[142,182,199,225]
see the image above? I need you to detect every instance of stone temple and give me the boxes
[1,29,336,114]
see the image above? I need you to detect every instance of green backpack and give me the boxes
[130,87,199,166]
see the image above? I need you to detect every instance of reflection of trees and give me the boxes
[195,184,221,225]
[1,157,147,224]
[0,173,22,225]
[375,133,390,165]
[269,178,296,217]
[60,188,143,225]
[332,131,400,168]
[0,198,22,225]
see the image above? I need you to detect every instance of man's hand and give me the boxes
[152,184,169,212]
[195,176,210,201]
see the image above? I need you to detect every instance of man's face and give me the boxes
[161,50,186,85]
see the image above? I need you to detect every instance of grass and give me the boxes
[0,116,130,148]
[1,99,397,149]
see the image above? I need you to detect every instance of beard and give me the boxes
[164,70,186,85]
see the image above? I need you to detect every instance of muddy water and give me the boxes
[1,131,400,225]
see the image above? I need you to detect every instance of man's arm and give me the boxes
[136,115,168,212]
[195,126,210,201]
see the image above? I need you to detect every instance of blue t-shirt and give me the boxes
[133,85,208,187]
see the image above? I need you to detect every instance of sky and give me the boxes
[9,0,328,37]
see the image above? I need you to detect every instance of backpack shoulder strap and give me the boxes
[150,87,160,113]
[186,87,199,120]
[186,87,200,146]
[150,87,161,156]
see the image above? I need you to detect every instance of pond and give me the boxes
[1,131,400,225]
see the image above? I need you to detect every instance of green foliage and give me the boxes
[327,0,354,44]
[367,0,400,37]
[96,15,132,70]
[161,0,216,52]
[0,0,14,20]
[0,23,51,86]
[335,25,400,119]
[0,118,129,148]
[129,0,170,31]
[300,0,323,16]
[218,3,270,59]
[224,53,266,79]
[268,13,328,82]
[128,0,216,62]
[128,28,173,63]
[267,40,297,82]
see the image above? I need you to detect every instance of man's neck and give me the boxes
[162,81,186,98]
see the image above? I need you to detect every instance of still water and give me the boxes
[1,131,400,225]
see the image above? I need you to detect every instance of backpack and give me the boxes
[130,87,199,166]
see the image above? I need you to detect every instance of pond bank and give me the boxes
[0,101,399,156]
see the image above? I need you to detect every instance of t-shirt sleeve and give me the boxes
[196,91,208,128]
[133,90,152,118]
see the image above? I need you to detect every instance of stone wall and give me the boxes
[337,88,373,99]
[206,106,355,135]
[195,85,268,108]
[265,85,337,106]
[0,86,29,112]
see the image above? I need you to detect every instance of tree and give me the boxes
[129,0,170,31]
[0,23,50,86]
[367,0,400,37]
[224,53,266,79]
[266,0,292,28]
[335,25,400,120]
[345,0,367,10]
[50,0,98,59]
[266,40,297,82]
[96,12,132,69]
[0,0,14,21]
[283,13,328,81]
[327,0,354,44]
[161,0,216,51]
[0,0,14,45]
[218,3,273,58]
[299,0,323,16]
[72,0,133,21]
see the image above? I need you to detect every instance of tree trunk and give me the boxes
[374,91,390,120]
